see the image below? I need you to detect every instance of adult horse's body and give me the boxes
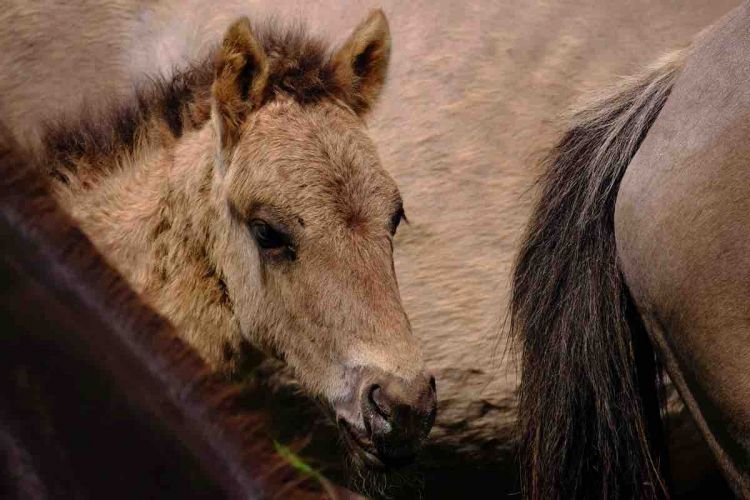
[33,11,437,472]
[513,1,750,497]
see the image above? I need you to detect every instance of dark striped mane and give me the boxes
[41,20,347,185]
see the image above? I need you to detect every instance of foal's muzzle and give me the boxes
[338,368,437,469]
[363,372,437,467]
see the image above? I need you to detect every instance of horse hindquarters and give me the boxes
[615,5,750,494]
[617,126,750,498]
[511,52,684,499]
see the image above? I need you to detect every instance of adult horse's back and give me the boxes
[512,1,750,497]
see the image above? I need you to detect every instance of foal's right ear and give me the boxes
[332,10,391,115]
[212,17,269,149]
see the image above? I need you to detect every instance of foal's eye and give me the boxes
[389,206,406,235]
[249,221,295,260]
[252,222,282,248]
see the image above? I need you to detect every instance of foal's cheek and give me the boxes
[216,222,271,335]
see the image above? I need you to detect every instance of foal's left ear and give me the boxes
[212,17,269,149]
[332,10,391,115]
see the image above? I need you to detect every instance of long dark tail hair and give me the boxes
[510,50,686,499]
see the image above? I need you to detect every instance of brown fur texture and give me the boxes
[510,51,685,499]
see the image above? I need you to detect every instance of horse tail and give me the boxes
[510,49,686,499]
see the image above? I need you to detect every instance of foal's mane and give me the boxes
[41,20,346,184]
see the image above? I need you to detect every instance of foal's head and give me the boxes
[208,11,435,468]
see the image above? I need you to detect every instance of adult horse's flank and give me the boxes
[512,2,750,498]
[38,10,436,470]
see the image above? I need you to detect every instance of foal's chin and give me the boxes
[337,416,390,470]
[334,414,427,500]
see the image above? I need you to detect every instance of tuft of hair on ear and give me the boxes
[332,9,391,115]
[212,17,269,149]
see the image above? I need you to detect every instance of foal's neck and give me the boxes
[41,58,249,373]
[54,125,244,374]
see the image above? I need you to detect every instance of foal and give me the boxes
[41,10,436,469]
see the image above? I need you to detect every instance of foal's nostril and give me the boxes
[429,375,436,393]
[369,384,391,418]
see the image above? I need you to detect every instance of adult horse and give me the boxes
[512,1,750,497]
[34,11,437,472]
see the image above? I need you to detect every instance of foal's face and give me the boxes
[209,11,436,469]
[216,99,435,467]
